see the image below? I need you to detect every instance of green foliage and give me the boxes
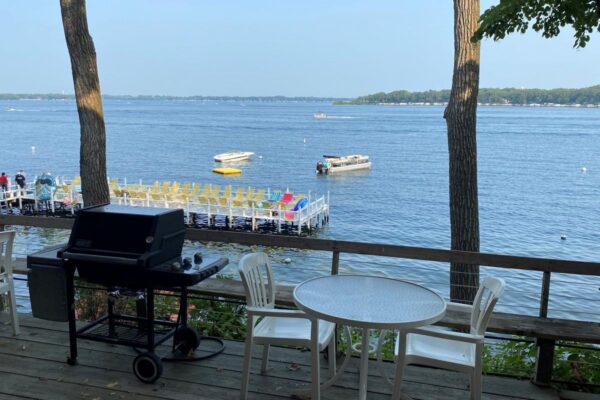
[474,0,600,48]
[483,339,537,377]
[483,339,600,392]
[337,85,600,105]
[74,276,248,340]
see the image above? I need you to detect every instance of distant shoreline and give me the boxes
[340,102,600,108]
[0,94,347,102]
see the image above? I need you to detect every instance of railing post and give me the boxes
[534,271,554,386]
[331,250,340,275]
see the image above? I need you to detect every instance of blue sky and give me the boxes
[1,1,598,97]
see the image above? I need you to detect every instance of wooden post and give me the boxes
[534,271,554,386]
[331,250,340,275]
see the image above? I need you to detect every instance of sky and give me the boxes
[1,1,599,98]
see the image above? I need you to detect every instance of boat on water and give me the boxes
[313,112,327,119]
[214,151,254,163]
[316,155,371,175]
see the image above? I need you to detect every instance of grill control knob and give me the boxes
[171,261,181,271]
[193,252,203,265]
[183,257,192,270]
[145,236,154,244]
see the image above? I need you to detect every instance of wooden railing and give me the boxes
[2,213,600,385]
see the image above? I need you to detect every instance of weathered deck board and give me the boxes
[0,314,560,400]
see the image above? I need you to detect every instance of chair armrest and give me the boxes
[446,302,473,313]
[246,307,310,319]
[408,326,484,344]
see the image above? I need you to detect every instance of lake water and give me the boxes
[2,99,600,320]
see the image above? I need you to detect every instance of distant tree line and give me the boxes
[0,93,345,102]
[338,85,600,105]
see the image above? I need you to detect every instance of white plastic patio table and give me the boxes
[293,275,446,400]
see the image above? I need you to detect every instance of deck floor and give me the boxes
[0,314,559,400]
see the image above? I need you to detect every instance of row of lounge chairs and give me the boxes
[108,180,308,212]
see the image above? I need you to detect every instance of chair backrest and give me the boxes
[470,276,505,336]
[239,253,275,309]
[0,230,16,278]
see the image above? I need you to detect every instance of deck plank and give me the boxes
[0,314,559,400]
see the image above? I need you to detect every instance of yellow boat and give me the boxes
[212,167,242,175]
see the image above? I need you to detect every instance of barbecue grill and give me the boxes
[27,204,228,383]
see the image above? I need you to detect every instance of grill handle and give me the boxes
[61,252,139,266]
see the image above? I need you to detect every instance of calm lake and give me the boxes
[2,99,600,320]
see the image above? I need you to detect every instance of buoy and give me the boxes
[31,146,36,154]
[283,257,292,264]
[581,166,588,173]
[258,155,263,159]
[303,138,306,144]
[561,235,567,240]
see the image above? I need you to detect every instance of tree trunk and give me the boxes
[60,0,109,207]
[444,0,481,303]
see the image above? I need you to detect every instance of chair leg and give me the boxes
[240,322,254,400]
[327,340,336,378]
[391,332,407,400]
[470,371,482,400]
[311,345,321,399]
[311,320,321,400]
[261,344,270,373]
[8,284,19,336]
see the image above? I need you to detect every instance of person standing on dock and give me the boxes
[15,170,25,187]
[0,172,8,192]
[14,170,26,194]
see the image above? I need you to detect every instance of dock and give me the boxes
[0,177,330,236]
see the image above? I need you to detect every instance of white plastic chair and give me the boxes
[0,230,19,336]
[379,276,505,400]
[239,252,336,400]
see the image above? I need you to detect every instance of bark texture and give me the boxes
[60,0,109,206]
[444,0,481,303]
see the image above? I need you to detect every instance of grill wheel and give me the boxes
[133,352,163,384]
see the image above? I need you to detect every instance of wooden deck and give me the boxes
[0,314,561,400]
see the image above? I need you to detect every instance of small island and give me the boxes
[336,85,600,107]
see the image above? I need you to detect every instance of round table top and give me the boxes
[293,275,446,329]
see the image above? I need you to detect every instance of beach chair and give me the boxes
[200,184,211,197]
[182,182,191,193]
[233,187,245,201]
[268,190,282,202]
[287,194,305,209]
[222,185,232,198]
[170,181,180,194]
[210,185,221,198]
[279,192,294,205]
[252,189,265,202]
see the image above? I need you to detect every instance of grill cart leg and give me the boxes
[66,265,78,365]
[146,286,155,351]
[107,292,117,338]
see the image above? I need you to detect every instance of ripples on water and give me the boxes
[2,100,600,320]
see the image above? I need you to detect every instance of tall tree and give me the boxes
[445,0,481,303]
[474,0,600,48]
[60,0,109,206]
